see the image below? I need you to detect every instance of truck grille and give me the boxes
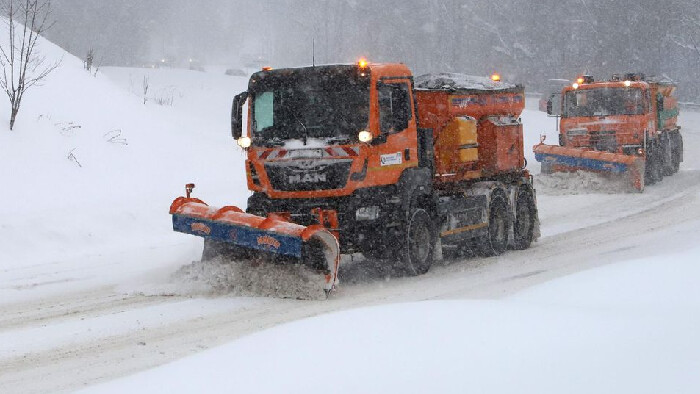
[265,160,352,191]
[590,130,617,152]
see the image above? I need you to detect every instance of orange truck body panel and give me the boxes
[245,64,527,198]
[415,87,525,183]
[246,63,419,199]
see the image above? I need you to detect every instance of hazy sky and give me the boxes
[40,0,700,99]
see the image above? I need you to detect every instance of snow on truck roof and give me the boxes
[415,73,522,92]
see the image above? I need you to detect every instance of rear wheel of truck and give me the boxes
[513,188,536,250]
[478,194,508,257]
[671,132,682,174]
[662,134,675,176]
[400,208,435,276]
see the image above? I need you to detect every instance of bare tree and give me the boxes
[0,0,60,130]
[142,75,148,104]
[85,48,93,71]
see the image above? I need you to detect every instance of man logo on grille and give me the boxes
[289,173,327,184]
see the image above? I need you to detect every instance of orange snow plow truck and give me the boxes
[170,62,539,298]
[534,73,682,191]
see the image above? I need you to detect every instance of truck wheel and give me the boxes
[662,135,675,176]
[478,194,508,257]
[400,209,435,275]
[644,142,663,185]
[671,132,682,174]
[513,188,535,250]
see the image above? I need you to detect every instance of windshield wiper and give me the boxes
[289,111,309,145]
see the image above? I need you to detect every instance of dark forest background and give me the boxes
[44,0,700,100]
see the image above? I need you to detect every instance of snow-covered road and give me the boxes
[2,149,700,392]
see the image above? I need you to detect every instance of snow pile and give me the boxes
[535,170,636,194]
[79,248,700,394]
[0,24,249,302]
[171,257,328,300]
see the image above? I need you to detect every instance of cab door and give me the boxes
[368,78,419,185]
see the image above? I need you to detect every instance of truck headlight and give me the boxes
[237,136,252,148]
[622,145,644,156]
[358,130,373,143]
[356,206,380,221]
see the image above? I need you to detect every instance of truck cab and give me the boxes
[558,79,654,155]
[230,62,435,256]
[232,62,428,201]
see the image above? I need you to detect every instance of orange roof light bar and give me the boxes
[490,73,501,82]
[357,58,368,68]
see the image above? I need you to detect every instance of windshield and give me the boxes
[249,67,370,146]
[563,87,647,117]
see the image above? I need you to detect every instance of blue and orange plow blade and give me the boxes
[533,144,645,191]
[169,197,340,292]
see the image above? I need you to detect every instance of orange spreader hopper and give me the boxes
[533,143,645,191]
[169,193,340,295]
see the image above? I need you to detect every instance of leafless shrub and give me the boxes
[103,129,127,145]
[142,75,149,104]
[67,147,81,167]
[85,48,93,71]
[0,0,61,130]
[54,121,81,136]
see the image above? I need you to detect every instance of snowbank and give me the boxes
[79,247,700,394]
[0,26,249,302]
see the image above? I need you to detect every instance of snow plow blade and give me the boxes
[169,195,340,298]
[533,144,645,191]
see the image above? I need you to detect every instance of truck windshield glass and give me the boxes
[249,67,370,145]
[563,87,646,117]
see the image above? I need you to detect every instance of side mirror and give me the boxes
[546,97,553,116]
[231,91,248,139]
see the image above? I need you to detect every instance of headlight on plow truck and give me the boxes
[356,206,380,221]
[237,136,252,148]
[358,130,373,143]
[622,145,644,156]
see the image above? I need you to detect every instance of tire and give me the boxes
[399,208,435,276]
[644,141,663,185]
[513,188,536,250]
[671,132,682,174]
[478,194,508,257]
[662,134,675,176]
